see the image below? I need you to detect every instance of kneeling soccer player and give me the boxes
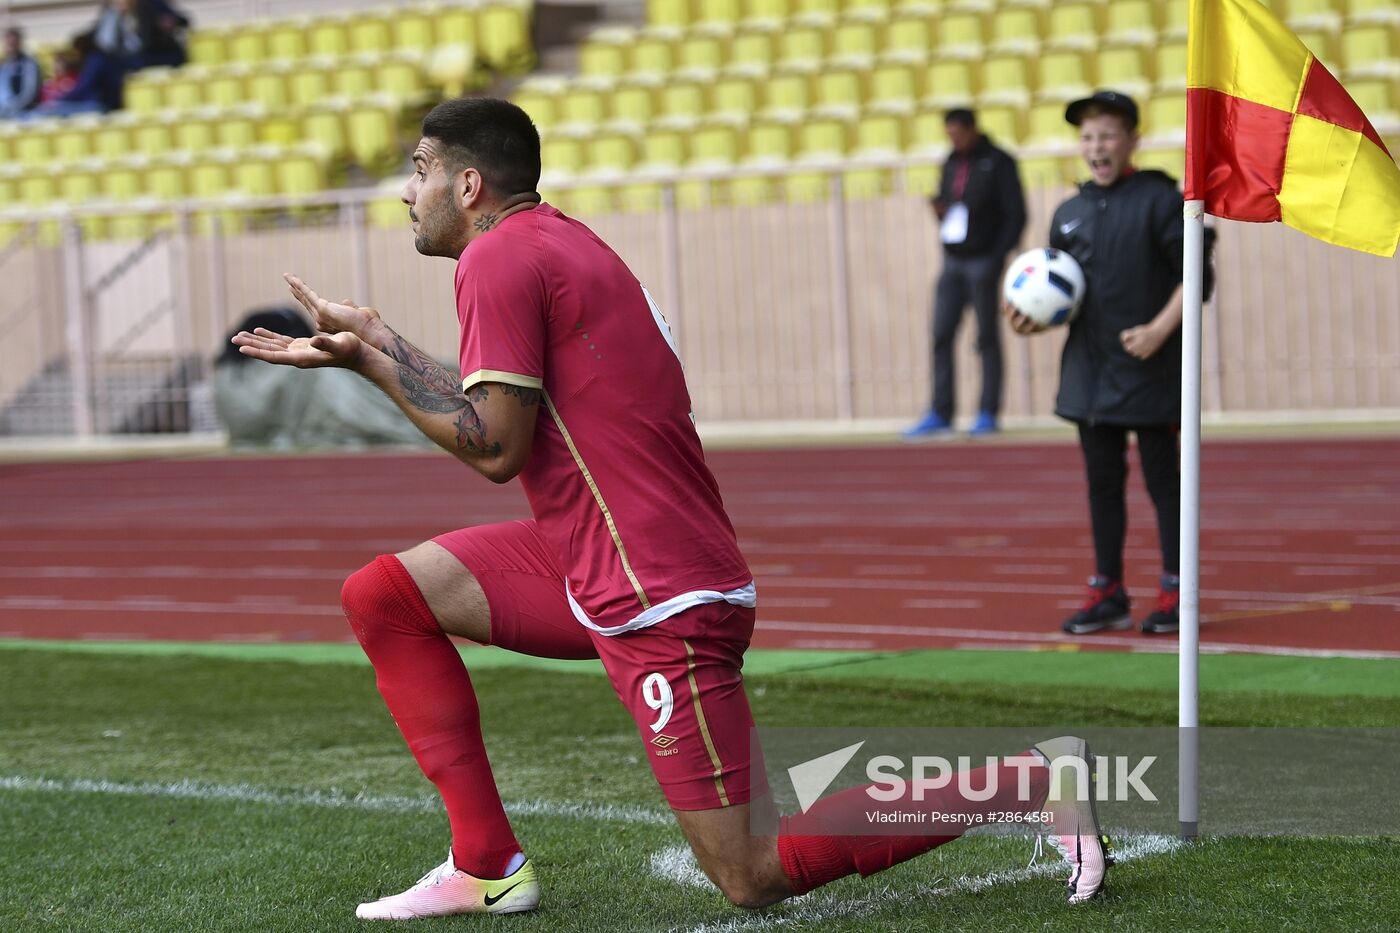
[233,97,1111,920]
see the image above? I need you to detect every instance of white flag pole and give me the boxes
[1179,199,1205,841]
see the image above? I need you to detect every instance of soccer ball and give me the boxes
[1002,248,1086,327]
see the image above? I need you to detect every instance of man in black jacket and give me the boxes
[1006,90,1185,636]
[0,27,43,118]
[906,109,1026,438]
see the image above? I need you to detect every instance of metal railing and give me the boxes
[2,153,1399,440]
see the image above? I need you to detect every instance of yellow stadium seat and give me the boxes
[217,105,262,149]
[1046,3,1101,51]
[304,100,349,161]
[695,0,743,28]
[979,55,1032,107]
[1160,0,1189,41]
[830,18,882,66]
[188,30,227,66]
[540,133,587,178]
[689,122,742,166]
[17,167,57,207]
[93,115,134,159]
[393,8,435,51]
[742,0,790,28]
[1023,100,1074,146]
[999,0,1050,10]
[513,77,567,130]
[162,67,207,110]
[762,70,812,118]
[266,18,310,60]
[205,65,250,108]
[191,149,234,200]
[227,27,267,64]
[987,8,1041,56]
[436,5,478,48]
[15,120,58,166]
[376,51,431,105]
[610,79,659,128]
[52,118,96,162]
[883,12,935,63]
[1293,28,1338,71]
[1155,41,1189,92]
[580,31,631,78]
[631,30,677,76]
[1342,26,1400,78]
[676,33,727,75]
[868,62,919,113]
[778,23,828,68]
[1143,92,1188,143]
[230,146,279,198]
[427,42,487,96]
[0,123,16,165]
[1036,51,1094,102]
[125,70,170,113]
[146,152,191,200]
[976,104,1021,145]
[710,73,761,121]
[813,66,866,117]
[1285,0,1342,32]
[1018,152,1078,188]
[347,97,403,171]
[640,126,689,169]
[796,114,851,159]
[276,143,329,195]
[308,16,350,57]
[172,108,219,153]
[557,82,611,130]
[100,155,145,203]
[843,0,891,21]
[370,176,410,229]
[1345,76,1400,127]
[1102,0,1156,48]
[132,115,175,156]
[852,110,906,155]
[794,0,841,21]
[649,0,693,29]
[921,59,977,108]
[286,60,332,107]
[1349,0,1400,26]
[350,13,394,54]
[478,1,535,73]
[248,62,292,111]
[658,78,709,125]
[936,13,983,59]
[334,57,377,99]
[729,28,776,70]
[587,131,640,175]
[1096,47,1151,99]
[907,105,949,152]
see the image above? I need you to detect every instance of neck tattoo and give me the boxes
[474,213,499,233]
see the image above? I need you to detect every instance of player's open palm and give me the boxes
[284,273,381,339]
[232,327,364,369]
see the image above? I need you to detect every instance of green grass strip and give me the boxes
[3,638,1397,698]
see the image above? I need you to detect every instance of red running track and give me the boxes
[2,438,1399,658]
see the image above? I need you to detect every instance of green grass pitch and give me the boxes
[2,642,1398,932]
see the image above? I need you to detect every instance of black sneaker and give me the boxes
[1062,576,1132,634]
[1141,574,1180,635]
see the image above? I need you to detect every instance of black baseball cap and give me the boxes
[1065,90,1140,130]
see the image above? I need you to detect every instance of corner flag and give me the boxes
[1185,0,1400,257]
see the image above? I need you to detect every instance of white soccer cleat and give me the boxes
[355,851,539,920]
[1033,735,1113,905]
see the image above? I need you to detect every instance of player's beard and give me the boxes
[413,196,464,259]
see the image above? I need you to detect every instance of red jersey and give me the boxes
[454,204,753,634]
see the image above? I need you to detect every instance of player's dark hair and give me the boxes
[421,97,541,197]
[944,108,976,128]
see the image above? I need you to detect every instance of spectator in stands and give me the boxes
[27,32,121,116]
[92,0,190,72]
[38,49,81,104]
[905,108,1026,439]
[0,26,43,119]
[1005,90,1211,638]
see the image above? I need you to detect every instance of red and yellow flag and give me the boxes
[1185,0,1400,257]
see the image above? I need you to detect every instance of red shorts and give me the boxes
[432,520,759,811]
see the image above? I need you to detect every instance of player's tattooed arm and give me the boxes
[501,384,541,407]
[369,326,504,457]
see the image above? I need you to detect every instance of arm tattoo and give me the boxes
[377,327,500,455]
[501,384,541,407]
[473,212,499,233]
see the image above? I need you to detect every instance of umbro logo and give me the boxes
[1059,218,1083,235]
[650,734,679,749]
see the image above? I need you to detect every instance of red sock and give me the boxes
[778,755,1048,894]
[342,555,520,879]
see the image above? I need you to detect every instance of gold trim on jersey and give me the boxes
[542,390,650,610]
[683,639,730,807]
[461,369,545,392]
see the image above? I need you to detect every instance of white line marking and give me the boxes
[671,834,1184,932]
[0,775,673,825]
